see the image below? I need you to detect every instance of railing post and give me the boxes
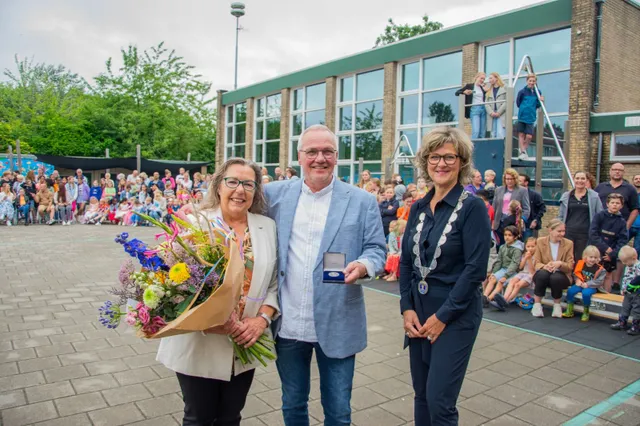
[457,95,465,130]
[16,139,22,173]
[136,144,141,173]
[105,148,110,175]
[535,109,544,194]
[563,120,571,190]
[8,145,13,172]
[504,87,514,170]
[358,157,364,181]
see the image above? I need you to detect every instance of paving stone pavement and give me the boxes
[1,226,639,426]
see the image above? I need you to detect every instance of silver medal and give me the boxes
[418,280,428,294]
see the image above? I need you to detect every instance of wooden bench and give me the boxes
[541,291,625,321]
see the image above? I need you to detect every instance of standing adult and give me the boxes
[519,174,546,239]
[491,168,531,245]
[558,171,603,262]
[629,174,640,256]
[75,168,87,185]
[357,169,371,189]
[531,219,574,318]
[484,72,507,139]
[595,163,639,291]
[455,72,487,139]
[400,127,490,425]
[264,124,386,426]
[463,169,484,195]
[157,158,279,426]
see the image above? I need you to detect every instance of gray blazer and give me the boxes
[264,178,386,359]
[485,86,508,128]
[558,189,603,224]
[491,185,531,230]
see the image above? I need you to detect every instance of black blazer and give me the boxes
[455,83,475,119]
[527,188,546,230]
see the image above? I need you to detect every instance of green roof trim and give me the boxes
[221,0,572,105]
[590,111,640,133]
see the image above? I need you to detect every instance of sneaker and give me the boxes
[489,299,505,311]
[518,151,529,161]
[95,222,101,226]
[611,283,621,294]
[628,327,640,336]
[597,287,610,294]
[494,293,508,310]
[132,223,137,227]
[611,317,629,331]
[552,303,563,318]
[6,221,12,227]
[532,303,544,317]
[482,295,489,308]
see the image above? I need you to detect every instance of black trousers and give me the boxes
[533,270,571,300]
[176,370,255,426]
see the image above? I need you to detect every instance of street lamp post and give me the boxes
[230,2,245,90]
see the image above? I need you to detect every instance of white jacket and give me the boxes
[156,208,279,381]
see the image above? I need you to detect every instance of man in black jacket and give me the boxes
[519,174,546,239]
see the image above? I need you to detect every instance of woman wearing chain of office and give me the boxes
[400,127,491,425]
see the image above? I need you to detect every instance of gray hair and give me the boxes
[201,158,266,214]
[414,127,474,185]
[298,124,338,151]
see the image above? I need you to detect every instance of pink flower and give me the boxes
[125,311,138,326]
[142,316,167,335]
[137,306,150,325]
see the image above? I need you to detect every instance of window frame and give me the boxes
[611,132,640,162]
[224,102,247,160]
[288,80,327,170]
[253,92,282,175]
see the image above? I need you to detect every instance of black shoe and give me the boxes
[628,327,640,336]
[494,293,508,310]
[611,321,629,331]
[482,295,489,308]
[612,283,621,294]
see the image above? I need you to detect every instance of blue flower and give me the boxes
[98,301,122,329]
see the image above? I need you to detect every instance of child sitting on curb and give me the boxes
[563,245,605,322]
[611,246,640,335]
[483,225,524,309]
[502,237,537,305]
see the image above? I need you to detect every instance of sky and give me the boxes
[0,0,543,93]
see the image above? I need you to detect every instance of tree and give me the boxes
[374,15,443,47]
[428,101,455,124]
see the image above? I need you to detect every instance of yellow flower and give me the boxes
[169,263,190,284]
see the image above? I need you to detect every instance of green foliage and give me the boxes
[374,15,443,47]
[0,43,216,162]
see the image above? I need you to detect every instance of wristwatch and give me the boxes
[258,312,272,327]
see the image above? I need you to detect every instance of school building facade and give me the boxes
[215,0,640,203]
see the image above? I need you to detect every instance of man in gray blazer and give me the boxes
[264,124,386,426]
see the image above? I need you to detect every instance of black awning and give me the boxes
[34,154,211,175]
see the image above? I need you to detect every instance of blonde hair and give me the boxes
[473,72,486,83]
[395,219,407,234]
[547,218,565,230]
[582,245,601,260]
[502,168,520,186]
[415,127,474,185]
[526,73,537,82]
[618,246,637,262]
[488,72,505,87]
[201,158,266,214]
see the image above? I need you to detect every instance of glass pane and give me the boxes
[339,106,352,131]
[423,52,462,91]
[399,165,416,184]
[355,132,382,161]
[338,165,352,184]
[305,110,326,128]
[541,186,563,203]
[399,129,418,157]
[353,163,382,184]
[291,139,299,157]
[514,71,569,114]
[235,102,247,122]
[306,83,326,110]
[402,62,419,92]
[226,146,232,159]
[422,88,458,125]
[514,28,571,73]
[267,93,281,117]
[235,123,246,144]
[293,89,303,111]
[400,95,419,125]
[226,126,233,146]
[255,143,263,163]
[236,144,245,158]
[266,118,280,140]
[256,98,265,118]
[356,69,384,101]
[355,100,383,131]
[265,142,279,164]
[339,136,352,160]
[292,114,303,136]
[256,121,264,140]
[266,166,277,177]
[340,77,353,102]
[484,42,510,76]
[227,106,234,123]
[614,134,640,157]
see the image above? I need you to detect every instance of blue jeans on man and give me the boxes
[276,337,355,426]
[470,105,486,139]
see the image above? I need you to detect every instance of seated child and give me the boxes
[130,199,144,227]
[502,237,537,305]
[483,225,524,309]
[611,246,640,335]
[107,198,119,224]
[562,245,605,322]
[384,220,406,282]
[114,200,131,225]
[83,197,102,224]
[588,193,628,292]
[16,188,30,225]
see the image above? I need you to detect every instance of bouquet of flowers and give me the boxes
[98,212,276,366]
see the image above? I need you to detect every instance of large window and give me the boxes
[289,82,326,174]
[254,93,281,176]
[225,102,247,159]
[611,133,640,161]
[397,51,462,181]
[336,69,384,184]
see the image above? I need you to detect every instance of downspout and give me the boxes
[593,0,604,108]
[596,132,603,183]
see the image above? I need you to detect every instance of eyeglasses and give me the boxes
[427,154,459,165]
[223,177,257,192]
[300,149,336,159]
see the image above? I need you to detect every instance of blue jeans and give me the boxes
[630,227,640,257]
[470,106,486,139]
[491,117,505,138]
[566,285,598,307]
[18,205,30,219]
[276,337,355,426]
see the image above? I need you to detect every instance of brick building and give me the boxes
[215,0,640,205]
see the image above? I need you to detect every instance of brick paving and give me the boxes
[1,225,639,425]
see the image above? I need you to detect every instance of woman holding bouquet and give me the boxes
[157,158,279,426]
[400,127,491,425]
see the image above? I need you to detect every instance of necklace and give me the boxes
[413,191,469,295]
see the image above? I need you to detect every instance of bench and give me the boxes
[540,291,626,321]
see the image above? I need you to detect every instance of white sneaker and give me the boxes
[7,221,12,227]
[532,303,544,317]
[95,222,101,226]
[518,151,529,161]
[552,303,563,318]
[132,223,137,227]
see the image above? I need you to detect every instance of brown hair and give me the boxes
[201,158,266,214]
[415,127,474,185]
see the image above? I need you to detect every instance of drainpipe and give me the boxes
[593,0,604,107]
[596,132,603,183]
